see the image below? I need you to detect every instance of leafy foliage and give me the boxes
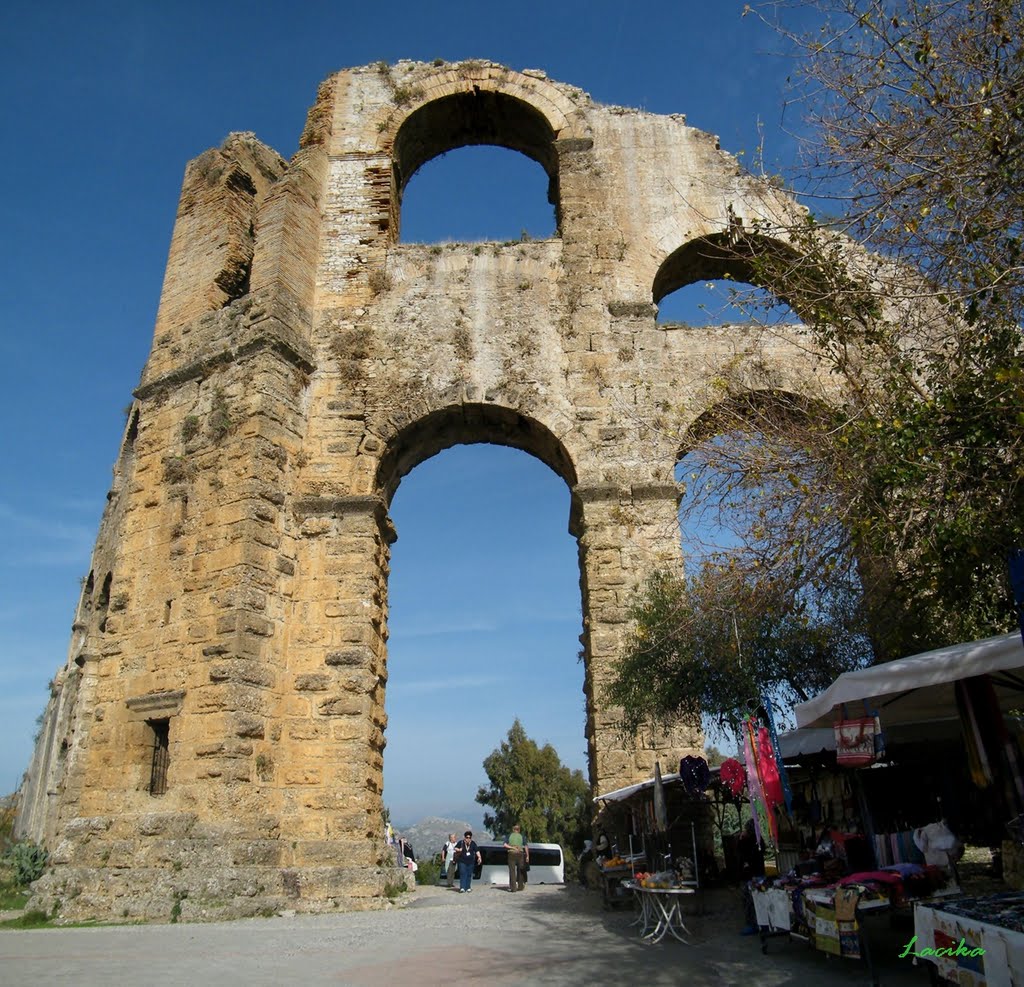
[714,0,1024,656]
[761,0,1024,326]
[607,565,871,736]
[414,854,442,886]
[475,720,590,863]
[2,841,48,887]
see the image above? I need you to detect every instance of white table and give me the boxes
[626,882,696,944]
[913,897,1024,986]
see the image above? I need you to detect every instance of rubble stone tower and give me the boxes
[18,61,836,920]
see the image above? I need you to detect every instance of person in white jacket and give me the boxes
[442,833,459,888]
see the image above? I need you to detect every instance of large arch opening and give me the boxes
[376,410,585,842]
[392,91,561,242]
[673,391,873,737]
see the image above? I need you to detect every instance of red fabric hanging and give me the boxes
[720,757,746,796]
[758,726,784,808]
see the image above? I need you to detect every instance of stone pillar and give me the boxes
[573,481,703,796]
[284,495,392,867]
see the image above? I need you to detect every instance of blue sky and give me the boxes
[0,1,812,827]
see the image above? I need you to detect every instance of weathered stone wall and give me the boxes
[20,60,850,921]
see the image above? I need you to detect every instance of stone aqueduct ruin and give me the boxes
[16,61,847,919]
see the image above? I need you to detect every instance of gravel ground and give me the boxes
[0,882,933,986]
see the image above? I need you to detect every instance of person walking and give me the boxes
[442,833,459,889]
[503,824,529,892]
[454,830,481,893]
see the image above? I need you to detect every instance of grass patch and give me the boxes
[1,909,50,929]
[0,882,30,910]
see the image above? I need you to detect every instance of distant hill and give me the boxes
[397,815,493,861]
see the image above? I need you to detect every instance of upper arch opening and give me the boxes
[375,404,577,506]
[392,92,561,237]
[653,232,802,308]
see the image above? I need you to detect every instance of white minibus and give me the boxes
[475,842,565,885]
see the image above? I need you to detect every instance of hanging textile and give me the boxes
[957,674,1024,814]
[956,677,993,787]
[761,696,793,814]
[757,725,782,844]
[679,755,711,797]
[834,704,882,767]
[743,720,766,846]
[720,757,746,797]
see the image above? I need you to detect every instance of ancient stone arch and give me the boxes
[17,60,853,921]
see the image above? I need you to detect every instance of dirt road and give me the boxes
[0,882,929,985]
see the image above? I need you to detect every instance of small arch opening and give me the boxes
[400,146,556,243]
[653,233,803,328]
[392,91,560,242]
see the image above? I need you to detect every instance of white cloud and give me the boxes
[394,617,499,638]
[389,674,507,695]
[0,501,95,567]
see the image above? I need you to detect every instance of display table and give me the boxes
[751,884,890,985]
[625,882,696,944]
[913,891,1024,986]
[598,865,635,910]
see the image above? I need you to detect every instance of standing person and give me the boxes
[454,830,481,893]
[503,824,529,892]
[442,833,459,889]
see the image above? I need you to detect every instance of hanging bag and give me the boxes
[834,703,883,767]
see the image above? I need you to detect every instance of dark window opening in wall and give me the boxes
[98,572,112,609]
[393,91,559,243]
[125,409,139,448]
[653,234,803,329]
[97,572,113,632]
[163,599,173,625]
[400,146,556,243]
[148,718,170,796]
[216,255,252,305]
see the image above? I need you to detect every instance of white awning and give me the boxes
[594,772,680,803]
[793,632,1024,729]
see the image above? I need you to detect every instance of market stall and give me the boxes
[793,631,1024,881]
[592,758,715,911]
[912,890,1024,985]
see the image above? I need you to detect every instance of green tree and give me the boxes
[475,720,591,865]
[740,0,1024,654]
[607,564,871,737]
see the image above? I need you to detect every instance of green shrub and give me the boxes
[2,842,48,886]
[414,855,441,886]
[1,908,50,929]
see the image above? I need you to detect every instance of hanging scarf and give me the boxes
[762,695,794,813]
[744,718,767,846]
[757,726,782,844]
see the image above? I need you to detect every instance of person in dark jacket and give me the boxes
[454,831,481,893]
